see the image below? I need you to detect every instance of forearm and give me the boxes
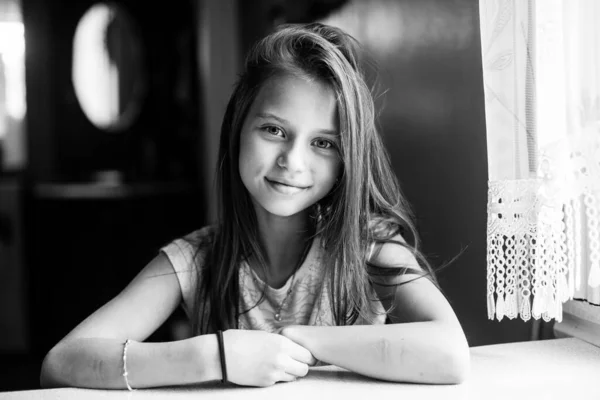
[283,322,470,384]
[40,336,221,389]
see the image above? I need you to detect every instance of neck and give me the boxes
[252,208,314,287]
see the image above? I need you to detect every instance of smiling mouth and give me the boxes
[265,178,309,195]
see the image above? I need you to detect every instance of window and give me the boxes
[0,1,26,171]
[479,0,600,327]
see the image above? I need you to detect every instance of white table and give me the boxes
[2,338,599,400]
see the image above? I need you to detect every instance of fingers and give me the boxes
[282,357,310,378]
[278,372,299,383]
[306,354,318,366]
[283,339,317,365]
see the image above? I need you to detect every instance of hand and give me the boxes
[281,325,324,367]
[280,325,313,351]
[222,329,317,387]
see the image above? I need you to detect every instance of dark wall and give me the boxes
[19,0,205,357]
[320,0,533,346]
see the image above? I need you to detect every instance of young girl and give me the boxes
[40,22,469,389]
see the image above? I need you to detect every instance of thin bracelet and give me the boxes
[216,330,228,383]
[122,339,136,391]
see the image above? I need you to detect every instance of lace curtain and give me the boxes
[479,0,600,322]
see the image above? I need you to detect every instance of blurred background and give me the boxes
[0,0,543,392]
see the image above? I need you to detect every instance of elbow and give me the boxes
[440,340,471,384]
[387,332,470,385]
[40,345,66,389]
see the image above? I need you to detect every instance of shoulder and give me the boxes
[158,226,217,316]
[179,225,217,248]
[367,215,418,268]
[368,214,404,241]
[366,215,429,285]
[368,234,422,273]
[160,225,217,272]
[171,225,216,252]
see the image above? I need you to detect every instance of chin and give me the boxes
[262,204,307,218]
[256,198,313,218]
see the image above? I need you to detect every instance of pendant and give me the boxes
[274,313,281,321]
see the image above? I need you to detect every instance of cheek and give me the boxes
[316,156,342,190]
[238,134,255,183]
[239,134,269,180]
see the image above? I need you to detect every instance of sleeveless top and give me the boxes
[160,226,386,333]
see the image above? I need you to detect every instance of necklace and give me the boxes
[273,237,313,322]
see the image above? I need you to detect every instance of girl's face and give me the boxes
[239,73,342,218]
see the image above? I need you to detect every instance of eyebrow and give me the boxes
[255,112,339,137]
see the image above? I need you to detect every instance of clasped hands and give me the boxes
[219,326,317,387]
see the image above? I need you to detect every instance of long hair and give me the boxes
[192,22,439,335]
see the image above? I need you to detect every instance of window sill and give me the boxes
[554,300,600,348]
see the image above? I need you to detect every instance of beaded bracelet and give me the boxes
[122,339,136,391]
[216,330,228,383]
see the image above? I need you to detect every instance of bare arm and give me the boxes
[40,253,222,388]
[281,308,469,384]
[41,336,221,389]
[40,253,316,388]
[282,236,470,384]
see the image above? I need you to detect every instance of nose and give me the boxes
[277,140,307,172]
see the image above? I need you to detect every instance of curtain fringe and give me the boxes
[487,179,600,322]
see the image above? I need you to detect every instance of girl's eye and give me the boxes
[313,139,335,149]
[264,126,284,137]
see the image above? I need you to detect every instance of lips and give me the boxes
[265,178,309,195]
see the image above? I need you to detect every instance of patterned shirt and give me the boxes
[160,226,386,332]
